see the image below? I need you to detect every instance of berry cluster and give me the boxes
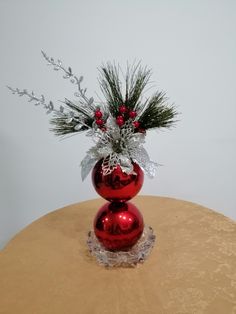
[94,105,146,133]
[116,105,140,129]
[94,108,106,131]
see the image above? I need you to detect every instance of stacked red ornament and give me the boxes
[92,159,144,251]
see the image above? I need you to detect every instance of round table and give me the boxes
[0,196,236,314]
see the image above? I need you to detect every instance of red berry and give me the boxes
[129,110,137,119]
[138,128,146,134]
[95,110,103,119]
[96,119,103,126]
[100,126,107,132]
[133,121,140,128]
[116,116,124,126]
[119,105,127,114]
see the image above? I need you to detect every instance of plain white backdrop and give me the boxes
[0,0,235,249]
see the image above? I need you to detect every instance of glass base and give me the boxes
[87,226,156,267]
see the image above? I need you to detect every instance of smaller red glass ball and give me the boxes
[94,201,144,251]
[119,105,127,114]
[129,110,137,119]
[92,159,144,202]
[95,110,103,119]
[133,121,140,128]
[95,119,104,126]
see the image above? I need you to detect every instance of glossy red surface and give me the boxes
[94,201,144,251]
[92,159,144,202]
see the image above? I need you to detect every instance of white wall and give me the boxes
[1,0,235,249]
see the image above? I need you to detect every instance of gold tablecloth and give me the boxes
[0,196,236,314]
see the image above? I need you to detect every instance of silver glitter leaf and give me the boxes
[65,117,73,124]
[118,155,134,174]
[102,154,119,175]
[88,97,94,105]
[81,154,97,181]
[74,124,83,131]
[131,146,158,178]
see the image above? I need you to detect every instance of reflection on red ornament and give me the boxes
[94,201,144,251]
[92,159,144,202]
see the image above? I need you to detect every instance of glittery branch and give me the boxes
[6,86,92,135]
[41,51,94,108]
[7,86,60,114]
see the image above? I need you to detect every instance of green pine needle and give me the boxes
[99,62,178,130]
[138,92,178,130]
[49,99,94,136]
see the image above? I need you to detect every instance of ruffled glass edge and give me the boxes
[87,226,156,267]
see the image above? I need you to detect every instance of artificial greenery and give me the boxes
[8,52,178,137]
[99,62,177,130]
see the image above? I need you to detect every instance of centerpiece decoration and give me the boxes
[8,52,178,267]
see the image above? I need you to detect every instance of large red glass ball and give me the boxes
[94,201,144,251]
[92,159,144,202]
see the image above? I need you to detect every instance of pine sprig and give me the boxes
[138,92,177,129]
[99,63,151,116]
[125,63,151,110]
[50,115,90,136]
[50,116,80,136]
[49,99,94,136]
[99,63,124,116]
[99,63,178,130]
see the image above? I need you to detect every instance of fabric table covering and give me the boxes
[0,196,236,314]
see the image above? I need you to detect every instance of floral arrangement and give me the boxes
[8,52,178,180]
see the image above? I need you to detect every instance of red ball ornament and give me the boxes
[116,116,124,126]
[95,119,103,126]
[95,110,103,119]
[119,105,127,114]
[133,121,140,128]
[92,159,144,202]
[129,110,137,119]
[94,201,144,251]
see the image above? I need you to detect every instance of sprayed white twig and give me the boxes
[6,86,62,115]
[41,51,94,109]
